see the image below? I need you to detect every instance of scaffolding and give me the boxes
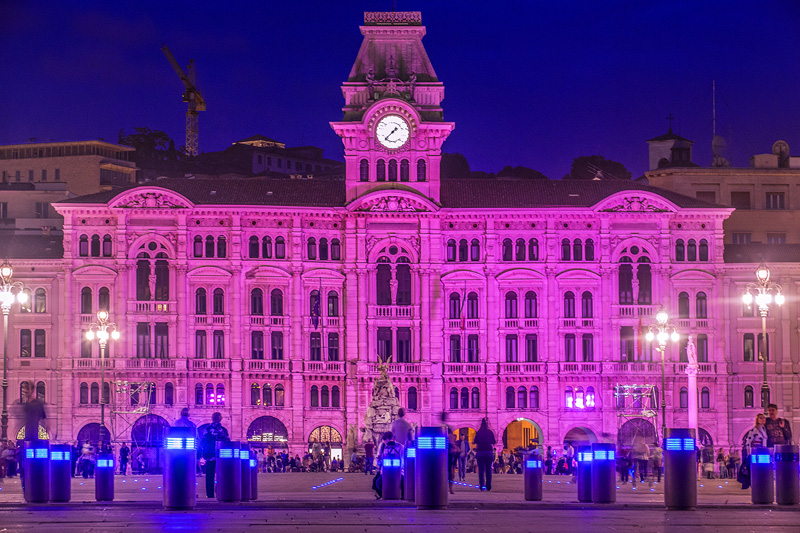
[613,384,658,447]
[109,380,153,445]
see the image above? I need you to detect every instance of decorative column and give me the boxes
[686,336,699,444]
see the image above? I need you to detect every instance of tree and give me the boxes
[118,127,176,160]
[496,165,548,180]
[563,155,631,181]
[441,152,471,179]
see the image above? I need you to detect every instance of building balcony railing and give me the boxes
[675,362,716,374]
[304,361,345,374]
[72,358,114,370]
[559,361,601,374]
[443,362,485,375]
[615,304,656,318]
[371,305,415,319]
[503,318,518,328]
[306,316,341,328]
[368,362,420,374]
[499,362,547,374]
[677,318,709,329]
[127,358,177,370]
[80,314,94,324]
[190,358,229,371]
[247,359,288,372]
[129,300,175,314]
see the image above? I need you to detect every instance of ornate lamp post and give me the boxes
[645,308,680,440]
[741,262,784,414]
[0,260,28,441]
[86,310,120,443]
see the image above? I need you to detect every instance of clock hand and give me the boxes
[384,127,399,141]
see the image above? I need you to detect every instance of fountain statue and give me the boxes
[362,356,401,447]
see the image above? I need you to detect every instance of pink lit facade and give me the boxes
[4,12,750,453]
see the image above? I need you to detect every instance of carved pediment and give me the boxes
[109,188,192,210]
[365,195,424,212]
[599,195,671,213]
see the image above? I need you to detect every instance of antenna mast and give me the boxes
[712,80,716,137]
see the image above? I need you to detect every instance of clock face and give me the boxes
[375,115,410,149]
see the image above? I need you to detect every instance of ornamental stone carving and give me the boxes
[116,192,187,209]
[368,196,419,212]
[602,196,667,213]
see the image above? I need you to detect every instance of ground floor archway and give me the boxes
[130,414,170,473]
[308,425,343,461]
[503,418,543,452]
[617,418,657,449]
[247,416,289,449]
[76,422,101,444]
[451,426,476,448]
[698,427,713,448]
[563,426,598,448]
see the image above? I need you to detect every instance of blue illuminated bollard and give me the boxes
[250,457,258,501]
[576,445,592,503]
[382,451,403,500]
[163,427,197,510]
[216,441,242,502]
[590,443,615,503]
[663,428,696,510]
[751,447,774,505]
[404,444,416,503]
[775,444,799,505]
[523,452,543,501]
[23,440,50,503]
[49,444,72,502]
[95,452,115,502]
[240,443,253,501]
[415,427,448,509]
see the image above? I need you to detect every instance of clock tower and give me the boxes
[331,11,454,203]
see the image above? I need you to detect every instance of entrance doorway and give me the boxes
[503,418,543,452]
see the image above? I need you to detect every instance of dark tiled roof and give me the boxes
[0,234,63,259]
[647,130,693,143]
[724,244,800,263]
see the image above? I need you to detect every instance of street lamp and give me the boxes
[86,310,120,444]
[0,260,28,441]
[645,308,680,440]
[742,261,784,414]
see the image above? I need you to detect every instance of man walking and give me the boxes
[200,412,229,498]
[473,418,496,491]
[765,403,792,447]
[391,408,414,450]
[174,408,197,437]
[119,442,130,476]
[364,439,375,475]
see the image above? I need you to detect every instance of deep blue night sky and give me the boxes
[2,1,799,179]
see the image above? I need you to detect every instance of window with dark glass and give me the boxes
[193,236,203,258]
[400,159,409,181]
[252,331,264,359]
[81,287,92,314]
[328,333,340,361]
[102,235,113,257]
[446,239,456,262]
[470,239,480,261]
[506,386,515,408]
[20,329,31,358]
[396,328,411,363]
[310,333,322,361]
[319,238,328,261]
[359,159,369,181]
[618,262,633,304]
[137,323,151,358]
[249,236,259,258]
[675,239,685,261]
[502,239,513,261]
[561,239,571,261]
[585,238,594,261]
[528,238,539,261]
[678,292,690,318]
[744,386,754,408]
[396,262,411,305]
[154,323,168,358]
[377,327,392,362]
[275,236,286,258]
[467,292,479,319]
[377,159,386,181]
[449,335,461,363]
[213,330,224,359]
[564,334,576,362]
[687,239,697,261]
[271,289,284,316]
[213,288,224,315]
[98,287,110,312]
[271,332,284,360]
[331,239,341,260]
[467,334,479,362]
[388,159,397,181]
[505,334,518,362]
[408,386,418,410]
[262,236,273,258]
[563,291,575,318]
[515,238,526,261]
[582,334,593,362]
[205,236,214,258]
[505,292,517,319]
[79,235,89,257]
[195,331,207,358]
[417,159,426,181]
[525,334,537,362]
[696,292,707,318]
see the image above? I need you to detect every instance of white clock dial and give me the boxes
[375,115,410,149]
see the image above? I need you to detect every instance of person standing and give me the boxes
[473,418,496,491]
[765,403,792,447]
[119,442,130,476]
[364,439,375,475]
[458,435,469,481]
[649,442,663,484]
[21,381,46,442]
[173,408,197,437]
[739,413,768,489]
[390,408,414,450]
[544,446,554,475]
[200,412,229,498]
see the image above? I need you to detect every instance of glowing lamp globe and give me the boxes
[97,310,109,321]
[111,330,121,340]
[657,331,668,344]
[742,292,753,305]
[17,291,28,304]
[756,264,770,283]
[98,330,109,342]
[0,291,14,306]
[670,331,680,343]
[775,293,785,306]
[656,310,668,325]
[0,264,12,280]
[85,330,95,340]
[645,331,654,342]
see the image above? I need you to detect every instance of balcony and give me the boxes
[605,361,660,374]
[191,359,229,371]
[368,362,420,374]
[373,305,415,319]
[444,362,485,375]
[678,318,709,329]
[126,358,177,370]
[271,317,286,326]
[503,318,518,328]
[250,316,265,326]
[675,362,716,374]
[72,358,114,370]
[615,304,656,318]
[304,361,345,374]
[80,314,94,324]
[247,360,288,372]
[562,318,577,328]
[129,301,174,314]
[307,316,342,328]
[446,318,480,329]
[499,362,547,374]
[559,362,601,374]
[522,318,538,328]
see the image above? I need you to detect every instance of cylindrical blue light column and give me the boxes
[163,427,197,510]
[775,444,799,505]
[382,450,403,500]
[216,441,242,502]
[590,443,615,503]
[250,457,258,501]
[49,444,71,502]
[750,447,774,505]
[576,445,592,503]
[404,444,416,503]
[240,443,253,501]
[95,452,115,502]
[523,452,543,501]
[415,427,448,509]
[663,428,696,510]
[23,440,50,503]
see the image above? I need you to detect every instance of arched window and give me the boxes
[458,239,468,262]
[330,239,341,260]
[251,383,260,406]
[217,236,227,258]
[263,384,273,407]
[524,291,537,318]
[195,288,207,315]
[449,293,461,319]
[700,387,710,409]
[575,386,585,409]
[98,287,110,312]
[89,235,101,257]
[502,239,513,261]
[35,381,45,402]
[416,159,426,181]
[636,260,652,304]
[572,239,583,261]
[699,239,709,261]
[696,292,708,318]
[359,159,369,181]
[678,292,690,318]
[34,288,46,313]
[744,386,754,408]
[195,384,203,405]
[216,384,225,406]
[307,237,317,260]
[154,256,169,301]
[585,238,594,261]
[165,382,174,405]
[396,261,412,306]
[193,236,203,258]
[327,291,339,317]
[251,288,264,315]
[460,387,469,409]
[275,384,285,407]
[565,386,574,408]
[530,386,540,409]
[310,290,320,317]
[270,289,284,316]
[262,236,273,258]
[102,235,113,257]
[213,288,224,315]
[618,260,633,304]
[249,236,259,258]
[20,289,32,313]
[675,239,685,261]
[376,159,386,181]
[517,387,527,409]
[275,236,286,259]
[467,292,479,319]
[505,292,518,319]
[470,239,480,261]
[446,239,456,262]
[506,386,515,409]
[388,159,398,181]
[586,386,596,408]
[149,382,157,405]
[319,238,329,261]
[561,239,571,261]
[515,238,526,261]
[321,385,330,408]
[79,235,89,257]
[564,291,576,318]
[408,386,418,410]
[528,238,539,261]
[400,159,410,181]
[581,291,593,318]
[449,388,458,410]
[80,382,89,404]
[91,382,100,404]
[687,239,697,261]
[80,287,92,314]
[205,236,214,258]
[332,385,341,407]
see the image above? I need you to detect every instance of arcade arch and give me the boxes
[503,418,543,452]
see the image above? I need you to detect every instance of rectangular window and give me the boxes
[396,328,410,363]
[271,331,284,360]
[505,334,518,362]
[195,331,207,358]
[251,331,264,359]
[154,322,169,358]
[564,334,576,362]
[449,335,461,363]
[467,334,479,363]
[328,332,340,361]
[732,233,751,244]
[55,168,60,181]
[767,233,786,244]
[20,329,31,358]
[28,170,33,182]
[377,327,392,362]
[137,323,151,358]
[730,191,751,209]
[15,170,20,182]
[41,169,47,181]
[80,329,92,358]
[34,329,46,357]
[582,334,594,362]
[743,333,755,362]
[213,330,224,359]
[695,191,716,203]
[525,334,537,362]
[766,192,785,210]
[697,334,708,363]
[0,203,7,219]
[35,202,48,218]
[310,332,321,361]
[620,326,634,362]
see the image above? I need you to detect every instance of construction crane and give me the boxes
[161,44,206,156]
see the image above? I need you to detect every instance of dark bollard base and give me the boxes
[417,505,447,510]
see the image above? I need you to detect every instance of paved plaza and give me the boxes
[0,472,796,531]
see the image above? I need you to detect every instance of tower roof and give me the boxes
[647,129,694,144]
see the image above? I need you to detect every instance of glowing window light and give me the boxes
[585,394,595,407]
[434,437,446,449]
[575,398,584,409]
[406,448,416,458]
[418,437,433,449]
[219,449,233,459]
[566,397,573,408]
[752,454,771,464]
[35,448,48,459]
[664,438,682,451]
[166,438,183,449]
[186,438,196,449]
